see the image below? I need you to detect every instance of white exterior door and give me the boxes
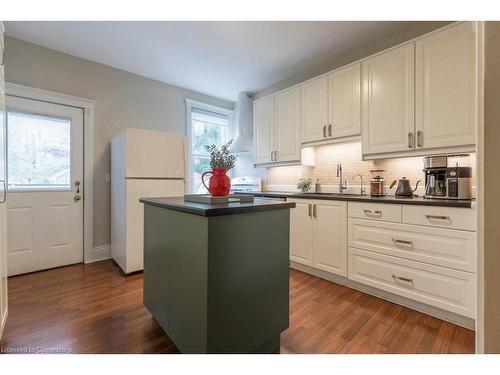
[415,22,476,150]
[6,96,84,276]
[301,76,329,143]
[313,200,347,277]
[328,63,361,139]
[289,199,314,266]
[275,87,301,163]
[253,96,275,164]
[362,43,415,155]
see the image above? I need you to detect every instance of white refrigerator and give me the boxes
[111,128,187,274]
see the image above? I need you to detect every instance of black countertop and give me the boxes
[139,196,296,217]
[242,191,475,208]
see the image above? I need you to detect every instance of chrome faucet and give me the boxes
[351,174,366,195]
[336,164,348,193]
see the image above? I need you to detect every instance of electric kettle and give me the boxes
[390,177,421,197]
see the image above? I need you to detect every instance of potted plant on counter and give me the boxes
[297,178,313,193]
[201,140,237,197]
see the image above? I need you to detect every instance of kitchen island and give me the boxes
[139,196,296,354]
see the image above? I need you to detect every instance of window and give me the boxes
[7,111,71,190]
[187,101,233,193]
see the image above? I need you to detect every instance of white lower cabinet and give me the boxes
[348,247,476,318]
[348,201,402,223]
[289,199,314,266]
[289,198,477,320]
[402,204,476,231]
[289,199,347,277]
[348,218,476,273]
[313,201,348,276]
[347,202,476,319]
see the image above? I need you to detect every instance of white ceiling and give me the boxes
[5,21,446,101]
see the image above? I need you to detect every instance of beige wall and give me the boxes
[4,36,233,247]
[483,21,500,353]
[254,22,451,100]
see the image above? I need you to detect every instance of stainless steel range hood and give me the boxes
[231,92,254,153]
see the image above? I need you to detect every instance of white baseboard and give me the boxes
[291,261,475,330]
[85,245,111,263]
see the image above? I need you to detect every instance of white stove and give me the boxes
[230,176,262,193]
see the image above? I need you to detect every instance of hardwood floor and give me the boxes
[0,260,475,354]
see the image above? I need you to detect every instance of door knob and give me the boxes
[74,194,82,202]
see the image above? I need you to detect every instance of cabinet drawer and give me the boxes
[348,202,401,223]
[402,205,475,231]
[348,248,476,318]
[348,219,476,272]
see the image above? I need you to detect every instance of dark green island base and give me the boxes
[139,197,296,354]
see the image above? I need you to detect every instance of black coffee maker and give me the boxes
[423,156,448,198]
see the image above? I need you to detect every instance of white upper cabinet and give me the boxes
[254,22,477,162]
[362,22,477,158]
[275,87,301,162]
[253,96,275,164]
[415,22,476,150]
[253,88,301,165]
[362,43,415,155]
[328,63,361,139]
[301,76,329,143]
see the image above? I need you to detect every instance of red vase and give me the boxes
[201,168,231,197]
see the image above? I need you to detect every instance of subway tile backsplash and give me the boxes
[266,141,476,192]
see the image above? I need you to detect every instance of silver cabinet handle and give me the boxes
[363,209,382,217]
[408,132,414,148]
[323,125,327,138]
[270,150,276,162]
[392,274,414,285]
[0,180,6,203]
[274,150,278,162]
[426,214,450,221]
[328,124,332,137]
[308,204,312,218]
[312,204,317,218]
[417,131,423,147]
[392,239,414,248]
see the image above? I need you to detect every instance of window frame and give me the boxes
[185,99,234,193]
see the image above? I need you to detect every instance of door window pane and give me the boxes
[7,111,71,190]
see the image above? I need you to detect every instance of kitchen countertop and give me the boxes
[139,196,296,216]
[242,191,475,208]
